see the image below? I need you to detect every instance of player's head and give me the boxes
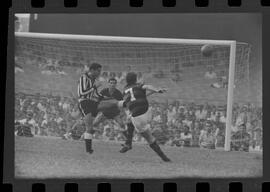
[108,78,117,89]
[87,63,102,78]
[126,72,137,86]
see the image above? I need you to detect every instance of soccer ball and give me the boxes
[201,44,214,57]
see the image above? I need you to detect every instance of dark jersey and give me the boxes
[100,88,123,101]
[123,83,149,117]
[98,88,123,119]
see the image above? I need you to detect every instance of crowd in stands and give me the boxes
[15,91,263,152]
[14,51,261,151]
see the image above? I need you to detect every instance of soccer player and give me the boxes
[78,63,102,154]
[93,77,136,152]
[118,72,171,162]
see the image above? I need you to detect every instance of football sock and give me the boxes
[149,141,171,162]
[84,132,93,153]
[85,139,92,152]
[125,122,135,146]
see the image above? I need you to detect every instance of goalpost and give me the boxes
[15,32,251,151]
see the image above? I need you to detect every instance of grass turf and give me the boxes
[15,136,262,179]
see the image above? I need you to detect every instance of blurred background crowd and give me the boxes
[15,89,262,151]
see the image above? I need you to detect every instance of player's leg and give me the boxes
[119,120,135,153]
[131,112,171,162]
[92,112,106,128]
[63,119,80,140]
[79,100,98,154]
[83,113,95,153]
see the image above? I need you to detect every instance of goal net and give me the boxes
[15,32,252,150]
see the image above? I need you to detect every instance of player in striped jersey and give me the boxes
[78,63,102,154]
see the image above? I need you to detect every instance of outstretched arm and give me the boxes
[142,84,167,96]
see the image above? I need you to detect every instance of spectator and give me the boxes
[204,66,217,79]
[231,123,250,152]
[220,70,228,87]
[109,72,116,79]
[180,125,192,147]
[143,66,153,80]
[37,100,46,112]
[251,120,262,150]
[122,66,132,80]
[200,105,208,120]
[236,105,248,126]
[62,98,70,112]
[210,77,224,88]
[214,122,225,148]
[199,121,217,149]
[115,72,124,83]
[167,104,176,124]
[170,131,182,147]
[137,72,144,83]
[183,114,193,129]
[16,111,36,137]
[219,111,226,123]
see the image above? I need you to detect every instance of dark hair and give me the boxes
[108,78,117,83]
[89,63,102,70]
[126,72,137,85]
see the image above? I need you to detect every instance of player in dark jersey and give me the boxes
[118,72,171,162]
[98,78,123,119]
[92,78,136,152]
[78,63,102,154]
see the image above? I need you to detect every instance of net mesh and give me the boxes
[15,33,251,105]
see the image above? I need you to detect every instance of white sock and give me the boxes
[84,132,93,139]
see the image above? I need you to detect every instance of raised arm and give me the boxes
[142,84,167,96]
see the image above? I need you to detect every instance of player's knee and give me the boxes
[84,132,93,139]
[140,130,155,144]
[84,114,93,126]
[92,112,104,126]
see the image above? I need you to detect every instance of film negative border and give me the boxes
[1,180,269,192]
[9,0,270,11]
[14,0,270,8]
[3,0,270,192]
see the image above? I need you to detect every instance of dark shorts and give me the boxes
[98,100,120,119]
[128,99,149,117]
[78,100,99,117]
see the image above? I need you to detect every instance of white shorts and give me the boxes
[130,109,152,133]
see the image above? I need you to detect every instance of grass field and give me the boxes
[15,136,262,179]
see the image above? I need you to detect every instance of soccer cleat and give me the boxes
[161,156,172,162]
[149,141,172,162]
[119,144,132,153]
[88,149,94,154]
